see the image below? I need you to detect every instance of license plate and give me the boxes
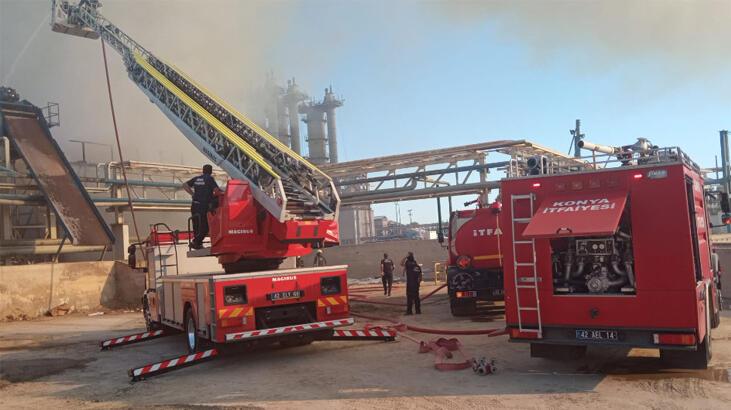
[267,290,304,301]
[575,329,619,341]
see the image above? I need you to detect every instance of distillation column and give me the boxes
[284,78,307,154]
[301,103,328,165]
[321,86,343,164]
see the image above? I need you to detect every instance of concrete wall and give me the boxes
[321,239,448,280]
[0,261,145,321]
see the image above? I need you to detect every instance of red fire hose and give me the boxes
[349,283,448,307]
[349,284,501,335]
[349,284,403,292]
[350,312,497,371]
[348,285,501,372]
[350,311,500,336]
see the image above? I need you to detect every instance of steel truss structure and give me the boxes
[52,0,338,221]
[322,139,590,205]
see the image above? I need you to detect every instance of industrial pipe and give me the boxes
[625,262,635,288]
[609,261,629,285]
[0,244,106,256]
[571,259,586,279]
[0,238,70,246]
[0,193,45,205]
[0,193,191,208]
[563,249,574,282]
[577,140,618,155]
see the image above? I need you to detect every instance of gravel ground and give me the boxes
[1,283,730,409]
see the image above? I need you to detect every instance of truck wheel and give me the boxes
[142,292,160,331]
[184,309,199,354]
[660,334,710,370]
[711,285,721,329]
[712,310,720,329]
[661,296,712,369]
[450,297,477,316]
[530,343,587,359]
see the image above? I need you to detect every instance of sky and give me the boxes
[1,0,730,224]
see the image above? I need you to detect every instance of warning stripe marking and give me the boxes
[218,306,254,319]
[226,317,354,341]
[333,329,396,338]
[130,349,217,378]
[317,295,349,307]
[100,330,165,348]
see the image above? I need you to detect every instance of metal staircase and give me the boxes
[51,0,339,222]
[510,193,542,338]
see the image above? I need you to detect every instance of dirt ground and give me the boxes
[1,282,730,409]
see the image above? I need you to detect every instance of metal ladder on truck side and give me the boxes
[510,194,542,338]
[152,224,179,278]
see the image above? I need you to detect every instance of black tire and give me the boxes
[184,308,200,354]
[711,287,721,329]
[530,343,587,359]
[660,294,712,369]
[142,291,161,331]
[660,334,710,370]
[450,297,477,316]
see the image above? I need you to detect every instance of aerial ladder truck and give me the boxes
[51,2,392,377]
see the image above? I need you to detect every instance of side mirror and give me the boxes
[722,192,730,214]
[711,253,720,273]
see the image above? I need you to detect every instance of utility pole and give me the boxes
[570,119,584,158]
[720,130,730,233]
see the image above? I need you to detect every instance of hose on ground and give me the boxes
[350,311,500,336]
[349,283,448,307]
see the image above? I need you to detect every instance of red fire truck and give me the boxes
[52,1,370,361]
[501,140,722,368]
[143,224,351,354]
[446,199,505,316]
[141,181,351,354]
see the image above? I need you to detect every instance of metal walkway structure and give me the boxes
[0,139,590,212]
[0,99,113,246]
[321,139,590,205]
[51,0,339,222]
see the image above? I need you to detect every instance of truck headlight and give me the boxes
[320,276,341,295]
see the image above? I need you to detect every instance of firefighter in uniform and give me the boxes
[401,252,422,315]
[183,164,221,249]
[381,253,395,296]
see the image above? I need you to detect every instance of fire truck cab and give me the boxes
[501,143,722,368]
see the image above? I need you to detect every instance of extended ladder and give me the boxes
[51,1,339,222]
[510,194,542,338]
